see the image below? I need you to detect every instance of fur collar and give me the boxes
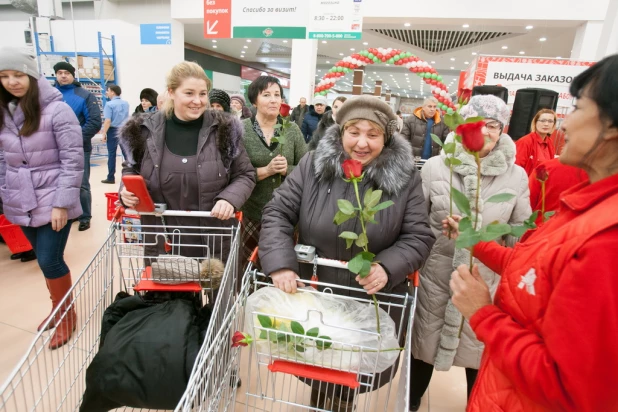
[442,132,516,178]
[313,123,415,196]
[120,110,243,170]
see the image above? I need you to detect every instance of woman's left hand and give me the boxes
[450,264,493,319]
[211,200,235,220]
[356,264,389,295]
[51,207,68,231]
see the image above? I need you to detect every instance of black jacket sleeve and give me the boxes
[82,92,102,139]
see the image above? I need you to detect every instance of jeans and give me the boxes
[106,127,126,182]
[21,223,72,279]
[79,150,91,223]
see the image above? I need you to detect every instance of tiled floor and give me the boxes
[0,146,469,411]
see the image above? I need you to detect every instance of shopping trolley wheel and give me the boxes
[230,371,241,388]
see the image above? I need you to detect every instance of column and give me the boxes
[570,21,603,60]
[597,0,618,57]
[374,80,383,97]
[385,89,391,102]
[37,0,63,18]
[289,39,318,106]
[352,69,364,95]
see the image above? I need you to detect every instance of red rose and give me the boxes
[280,103,291,117]
[456,121,486,152]
[536,164,549,182]
[342,159,363,179]
[231,331,251,347]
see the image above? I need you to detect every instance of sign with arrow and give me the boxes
[203,0,231,39]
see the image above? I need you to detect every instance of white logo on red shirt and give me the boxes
[518,269,537,296]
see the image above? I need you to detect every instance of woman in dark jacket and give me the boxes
[307,96,346,151]
[0,47,83,349]
[259,95,435,410]
[119,61,256,281]
[133,87,158,114]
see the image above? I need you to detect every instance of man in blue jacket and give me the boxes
[54,61,102,232]
[300,95,330,143]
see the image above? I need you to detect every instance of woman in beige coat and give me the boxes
[409,95,531,411]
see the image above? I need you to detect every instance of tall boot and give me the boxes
[38,278,58,332]
[47,273,77,350]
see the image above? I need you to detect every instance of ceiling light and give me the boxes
[431,61,436,64]
[404,23,411,27]
[450,66,455,70]
[243,45,248,49]
[556,56,562,59]
[363,42,368,45]
[322,40,327,44]
[526,25,533,30]
[350,48,355,51]
[240,55,245,58]
[373,71,376,74]
[212,40,217,43]
[539,37,547,42]
[283,40,288,43]
[241,50,245,53]
[464,61,469,64]
[318,70,321,72]
[502,46,508,50]
[472,52,477,55]
[519,51,525,55]
[462,24,469,28]
[213,45,217,48]
[326,60,330,63]
[450,57,455,61]
[339,53,344,56]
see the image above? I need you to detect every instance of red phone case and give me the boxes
[122,175,155,213]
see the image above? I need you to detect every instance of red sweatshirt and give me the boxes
[466,173,618,412]
[515,132,556,176]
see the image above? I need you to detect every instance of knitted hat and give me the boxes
[208,88,231,112]
[230,94,247,107]
[336,95,399,143]
[0,47,40,79]
[139,88,158,107]
[459,94,510,126]
[53,61,76,77]
[313,95,328,106]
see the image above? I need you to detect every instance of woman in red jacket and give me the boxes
[446,54,618,411]
[515,108,557,175]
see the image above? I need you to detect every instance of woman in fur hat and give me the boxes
[134,87,158,114]
[409,94,531,410]
[258,95,435,411]
[230,93,252,120]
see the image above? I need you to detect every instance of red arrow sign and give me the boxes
[204,0,231,39]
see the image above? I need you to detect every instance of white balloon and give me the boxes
[386,48,393,53]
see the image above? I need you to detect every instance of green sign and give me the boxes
[233,26,307,39]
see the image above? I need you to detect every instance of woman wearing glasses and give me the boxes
[409,95,531,410]
[515,109,558,175]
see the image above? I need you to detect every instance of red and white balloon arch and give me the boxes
[313,47,456,114]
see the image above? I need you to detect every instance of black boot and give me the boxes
[20,250,37,262]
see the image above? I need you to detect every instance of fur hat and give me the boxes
[335,95,399,143]
[0,47,40,79]
[53,61,76,77]
[208,88,231,112]
[139,88,158,107]
[459,94,510,126]
[230,94,247,107]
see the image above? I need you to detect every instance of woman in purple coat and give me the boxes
[0,47,84,349]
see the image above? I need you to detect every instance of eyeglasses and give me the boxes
[484,122,502,132]
[537,119,555,124]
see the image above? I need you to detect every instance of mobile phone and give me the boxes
[121,175,155,213]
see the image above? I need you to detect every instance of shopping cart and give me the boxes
[0,205,242,412]
[175,248,419,411]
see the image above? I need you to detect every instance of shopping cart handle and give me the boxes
[249,247,259,264]
[113,206,125,221]
[235,211,243,222]
[407,271,420,287]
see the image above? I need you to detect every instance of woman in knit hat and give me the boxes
[258,95,435,411]
[409,94,531,410]
[134,87,158,114]
[208,88,231,112]
[230,93,252,120]
[0,47,84,350]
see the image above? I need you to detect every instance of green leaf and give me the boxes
[443,142,456,155]
[455,112,465,126]
[337,199,355,215]
[486,193,516,203]
[525,211,539,228]
[363,188,374,207]
[306,327,319,338]
[355,232,368,248]
[258,315,272,328]
[273,124,282,130]
[291,321,305,335]
[455,230,481,249]
[268,331,278,343]
[443,114,457,130]
[544,211,556,219]
[464,116,484,124]
[485,223,512,236]
[431,133,444,148]
[339,231,359,240]
[451,187,471,216]
[259,330,267,340]
[510,225,528,238]
[450,157,462,166]
[316,336,332,350]
[334,210,355,225]
[295,345,306,353]
[371,200,394,212]
[348,251,376,277]
[459,217,472,233]
[277,333,287,342]
[454,134,462,144]
[365,190,382,209]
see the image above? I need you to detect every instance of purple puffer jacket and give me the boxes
[0,77,83,227]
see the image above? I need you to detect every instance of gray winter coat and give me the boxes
[411,133,531,370]
[0,77,83,227]
[259,124,435,390]
[401,108,450,158]
[120,110,256,259]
